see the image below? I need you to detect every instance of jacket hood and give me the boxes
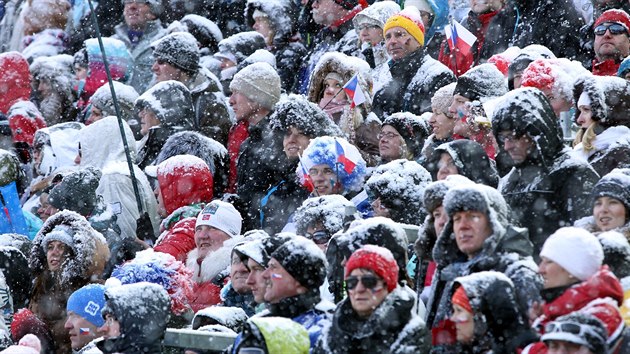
[352,1,400,33]
[135,80,194,130]
[573,74,630,128]
[79,116,136,169]
[431,140,499,188]
[155,130,227,175]
[216,31,266,64]
[245,0,300,44]
[32,121,84,176]
[492,87,563,168]
[0,149,26,188]
[156,154,214,216]
[0,52,31,114]
[83,38,133,100]
[29,210,109,285]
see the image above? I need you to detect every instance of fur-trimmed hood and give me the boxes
[186,236,244,283]
[572,74,630,128]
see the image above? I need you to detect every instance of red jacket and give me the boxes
[154,217,197,263]
[226,120,249,193]
[592,59,621,77]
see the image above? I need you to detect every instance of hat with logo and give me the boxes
[195,200,243,238]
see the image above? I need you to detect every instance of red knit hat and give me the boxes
[345,245,399,292]
[594,9,630,31]
[451,286,473,313]
[521,59,555,91]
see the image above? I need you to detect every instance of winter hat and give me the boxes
[352,1,401,31]
[89,81,139,120]
[270,235,327,290]
[591,169,630,213]
[540,227,604,281]
[344,245,399,292]
[232,230,270,266]
[542,312,609,354]
[431,82,456,115]
[152,32,200,75]
[120,0,162,16]
[215,31,266,65]
[432,140,500,188]
[332,0,367,11]
[10,309,53,349]
[507,45,555,89]
[66,284,106,327]
[48,167,102,216]
[229,62,281,110]
[598,231,630,279]
[269,94,343,138]
[422,175,474,213]
[594,9,630,32]
[618,55,630,77]
[135,80,194,128]
[293,195,357,236]
[443,183,510,236]
[195,200,242,238]
[1,334,40,354]
[451,286,472,313]
[41,224,75,252]
[382,112,431,158]
[260,234,293,267]
[404,0,432,13]
[453,63,507,102]
[572,74,630,128]
[180,15,223,53]
[383,7,426,47]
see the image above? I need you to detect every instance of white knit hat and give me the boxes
[540,227,604,281]
[229,62,281,110]
[195,200,243,238]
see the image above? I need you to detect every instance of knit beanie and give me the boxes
[151,32,200,75]
[229,62,281,110]
[542,312,608,354]
[404,0,432,13]
[451,286,472,313]
[260,234,292,267]
[195,200,243,238]
[453,63,507,102]
[422,175,474,213]
[120,0,162,16]
[41,225,75,252]
[540,227,604,281]
[382,112,431,157]
[270,235,327,290]
[344,245,399,292]
[66,284,106,327]
[89,81,139,119]
[48,167,102,216]
[431,82,456,115]
[591,169,630,212]
[594,9,630,31]
[383,7,426,47]
[618,55,630,77]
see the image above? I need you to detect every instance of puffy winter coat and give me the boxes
[492,88,599,256]
[372,48,455,117]
[314,286,429,354]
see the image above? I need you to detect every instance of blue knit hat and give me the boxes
[66,284,106,327]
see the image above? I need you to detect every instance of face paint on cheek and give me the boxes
[79,328,91,335]
[271,273,283,279]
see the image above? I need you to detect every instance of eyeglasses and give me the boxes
[594,23,628,36]
[357,24,380,31]
[377,131,400,140]
[304,230,331,245]
[345,275,383,291]
[308,167,335,176]
[544,322,590,338]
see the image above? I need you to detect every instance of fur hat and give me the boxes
[151,32,200,75]
[344,245,399,292]
[422,175,475,213]
[542,312,609,354]
[293,195,357,236]
[540,227,604,281]
[443,183,510,236]
[196,200,243,238]
[269,94,343,138]
[89,81,138,121]
[382,112,431,158]
[353,1,401,31]
[229,62,281,110]
[383,6,426,47]
[270,235,327,290]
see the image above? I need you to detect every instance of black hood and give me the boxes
[572,74,630,128]
[431,139,499,188]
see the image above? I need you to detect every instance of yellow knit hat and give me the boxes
[383,7,426,47]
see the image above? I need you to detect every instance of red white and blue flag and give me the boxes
[298,154,314,192]
[335,139,357,174]
[342,73,367,109]
[79,328,91,335]
[445,19,477,55]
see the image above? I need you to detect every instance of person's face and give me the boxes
[262,258,303,304]
[576,106,594,128]
[498,131,535,165]
[594,22,630,61]
[432,205,448,236]
[154,185,167,218]
[371,197,391,219]
[229,91,262,122]
[37,193,58,222]
[430,109,456,140]
[253,16,274,45]
[194,225,231,259]
[151,59,184,83]
[547,341,594,354]
[319,78,348,106]
[219,57,236,70]
[139,108,160,136]
[385,27,421,61]
[123,0,155,30]
[448,94,470,118]
[594,196,627,231]
[97,313,121,338]
[47,240,67,271]
[312,0,343,26]
[245,258,266,303]
[37,78,53,98]
[64,312,99,350]
[309,164,340,196]
[74,65,88,81]
[513,72,524,89]
[470,0,503,14]
[357,24,383,46]
[346,268,389,318]
[378,125,406,162]
[283,126,311,160]
[625,71,630,81]
[87,106,104,125]
[450,303,475,344]
[230,253,251,294]
[541,87,572,117]
[437,153,458,181]
[453,211,492,259]
[538,256,575,289]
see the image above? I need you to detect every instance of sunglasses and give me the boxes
[544,322,590,337]
[594,23,628,36]
[304,230,331,245]
[345,275,382,291]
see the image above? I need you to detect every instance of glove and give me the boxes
[135,212,156,244]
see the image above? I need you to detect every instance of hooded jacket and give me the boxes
[492,88,599,256]
[429,140,500,188]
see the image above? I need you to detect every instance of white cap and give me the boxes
[540,227,603,281]
[195,200,243,238]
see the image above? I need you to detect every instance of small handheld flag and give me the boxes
[297,153,314,193]
[342,73,367,109]
[444,18,477,55]
[335,139,357,174]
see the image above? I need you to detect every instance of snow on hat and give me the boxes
[270,235,327,290]
[1,334,41,354]
[344,245,399,292]
[152,32,200,74]
[594,9,630,32]
[293,195,356,236]
[120,0,162,15]
[229,62,281,110]
[66,284,106,327]
[422,175,474,213]
[89,81,139,119]
[443,183,510,233]
[381,112,431,158]
[260,234,293,267]
[591,168,630,213]
[404,0,432,13]
[598,231,630,280]
[41,224,75,252]
[48,167,101,216]
[431,82,456,115]
[232,230,270,266]
[453,63,508,102]
[540,227,604,281]
[195,200,242,238]
[270,94,343,138]
[332,0,367,11]
[383,7,426,47]
[542,312,609,354]
[353,1,401,31]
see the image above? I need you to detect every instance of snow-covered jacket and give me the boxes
[186,236,243,312]
[573,125,630,176]
[111,19,167,94]
[78,116,160,240]
[314,286,429,354]
[429,139,499,188]
[21,28,67,62]
[492,88,599,256]
[372,48,455,117]
[29,55,78,125]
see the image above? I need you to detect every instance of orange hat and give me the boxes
[451,286,472,313]
[383,7,425,47]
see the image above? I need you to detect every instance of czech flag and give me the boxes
[79,328,91,335]
[335,139,357,174]
[444,19,477,55]
[298,154,314,193]
[342,73,367,109]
